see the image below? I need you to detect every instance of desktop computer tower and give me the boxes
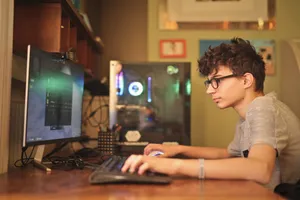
[109,61,191,146]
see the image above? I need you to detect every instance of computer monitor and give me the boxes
[23,45,84,171]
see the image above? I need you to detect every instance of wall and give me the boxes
[0,0,14,174]
[148,0,300,147]
[280,40,300,119]
[86,0,148,80]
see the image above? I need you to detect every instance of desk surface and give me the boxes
[0,167,284,200]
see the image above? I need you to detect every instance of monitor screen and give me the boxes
[22,45,84,147]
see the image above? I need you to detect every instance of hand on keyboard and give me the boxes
[89,155,172,184]
[121,154,183,176]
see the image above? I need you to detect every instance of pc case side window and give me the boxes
[109,61,191,146]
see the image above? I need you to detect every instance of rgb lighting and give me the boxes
[128,81,143,96]
[167,65,179,75]
[116,71,124,96]
[147,77,152,102]
[174,79,180,95]
[185,79,191,95]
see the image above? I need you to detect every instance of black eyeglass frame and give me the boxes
[204,74,238,89]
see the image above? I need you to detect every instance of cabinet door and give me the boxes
[14,3,62,52]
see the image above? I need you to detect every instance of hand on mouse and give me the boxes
[121,155,183,176]
[144,144,182,158]
[148,150,164,157]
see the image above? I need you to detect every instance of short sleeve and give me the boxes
[247,105,288,155]
[227,121,242,157]
[247,106,276,147]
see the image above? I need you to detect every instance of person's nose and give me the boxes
[206,84,216,95]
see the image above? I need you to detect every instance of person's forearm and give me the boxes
[178,145,230,159]
[174,157,273,184]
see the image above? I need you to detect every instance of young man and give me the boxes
[121,37,300,190]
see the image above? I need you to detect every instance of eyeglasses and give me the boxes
[204,74,237,89]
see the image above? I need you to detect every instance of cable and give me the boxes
[81,95,109,128]
[82,95,95,123]
[42,141,69,159]
[94,97,109,125]
[14,146,36,168]
[99,96,109,124]
[87,104,109,127]
[43,155,85,170]
[88,105,108,119]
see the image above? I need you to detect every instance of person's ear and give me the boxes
[243,73,254,89]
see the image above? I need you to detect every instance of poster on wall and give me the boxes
[251,40,275,75]
[160,39,187,58]
[199,39,275,75]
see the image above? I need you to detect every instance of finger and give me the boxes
[129,155,143,173]
[144,144,159,155]
[138,162,149,175]
[121,155,137,172]
[144,145,153,155]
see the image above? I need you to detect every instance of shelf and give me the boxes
[61,0,104,53]
[14,0,103,73]
[14,0,104,53]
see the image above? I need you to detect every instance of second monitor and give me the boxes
[23,45,84,171]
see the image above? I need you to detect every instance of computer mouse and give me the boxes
[148,151,164,157]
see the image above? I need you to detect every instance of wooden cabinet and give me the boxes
[13,0,103,74]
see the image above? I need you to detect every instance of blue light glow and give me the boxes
[147,77,152,102]
[128,81,143,96]
[116,71,124,96]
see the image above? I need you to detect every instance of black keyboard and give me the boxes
[89,155,172,184]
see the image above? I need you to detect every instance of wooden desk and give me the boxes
[0,167,285,200]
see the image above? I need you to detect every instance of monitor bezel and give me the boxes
[22,45,85,148]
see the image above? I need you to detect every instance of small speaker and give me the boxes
[98,128,118,155]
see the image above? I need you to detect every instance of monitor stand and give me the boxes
[33,145,52,172]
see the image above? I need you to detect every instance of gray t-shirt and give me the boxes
[227,92,300,189]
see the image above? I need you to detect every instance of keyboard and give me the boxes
[88,155,172,184]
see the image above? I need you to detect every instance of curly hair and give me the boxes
[198,37,266,92]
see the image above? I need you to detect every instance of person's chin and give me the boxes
[217,105,227,109]
[215,102,229,109]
